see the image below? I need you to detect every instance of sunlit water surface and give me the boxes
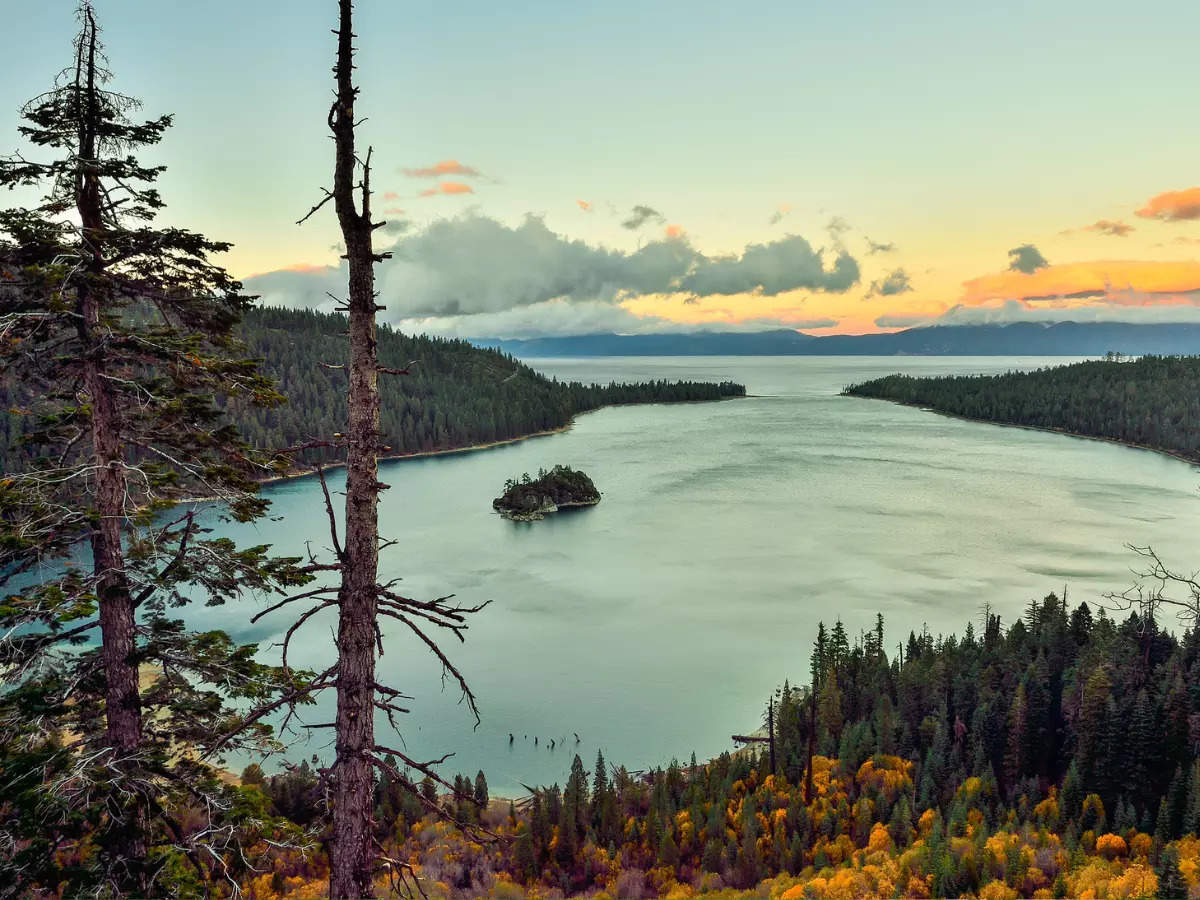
[201,356,1200,795]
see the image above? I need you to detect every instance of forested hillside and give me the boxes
[0,306,745,470]
[844,355,1200,462]
[236,595,1200,898]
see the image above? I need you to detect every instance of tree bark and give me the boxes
[329,1,383,895]
[75,8,148,891]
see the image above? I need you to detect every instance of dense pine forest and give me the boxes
[843,356,1200,463]
[227,596,1200,899]
[0,305,745,472]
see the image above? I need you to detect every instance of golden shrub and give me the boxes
[1129,832,1153,859]
[903,874,932,898]
[868,822,893,854]
[1095,833,1128,859]
[979,880,1019,900]
[917,808,937,835]
[1105,865,1158,899]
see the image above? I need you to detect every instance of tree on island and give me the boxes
[493,465,602,519]
[0,4,312,893]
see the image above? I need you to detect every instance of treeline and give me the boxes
[236,596,1200,898]
[0,305,744,471]
[843,355,1200,462]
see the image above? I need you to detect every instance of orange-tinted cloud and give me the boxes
[962,259,1200,303]
[577,199,592,212]
[665,224,685,238]
[383,191,400,201]
[1083,219,1134,237]
[1136,187,1200,222]
[418,181,475,198]
[383,206,405,215]
[403,159,481,178]
[244,261,333,280]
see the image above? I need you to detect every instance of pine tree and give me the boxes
[1156,844,1186,900]
[474,770,489,810]
[702,837,724,873]
[1076,666,1112,793]
[563,754,589,846]
[0,6,308,894]
[1127,689,1159,808]
[1003,681,1029,792]
[1185,760,1200,836]
[513,825,536,882]
[657,827,680,868]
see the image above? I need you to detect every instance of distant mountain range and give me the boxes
[472,322,1200,357]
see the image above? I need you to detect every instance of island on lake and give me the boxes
[493,465,601,520]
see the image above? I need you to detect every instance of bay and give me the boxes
[205,356,1200,796]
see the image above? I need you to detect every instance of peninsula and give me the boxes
[843,355,1200,463]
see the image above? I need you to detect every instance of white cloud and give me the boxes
[245,213,861,324]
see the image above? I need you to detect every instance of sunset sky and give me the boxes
[4,0,1200,336]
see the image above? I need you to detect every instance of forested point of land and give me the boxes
[238,595,1200,899]
[843,355,1200,463]
[0,305,746,472]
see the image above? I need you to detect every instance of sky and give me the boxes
[3,0,1200,337]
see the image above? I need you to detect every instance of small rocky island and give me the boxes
[492,465,601,521]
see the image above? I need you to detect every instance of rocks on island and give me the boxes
[493,465,601,521]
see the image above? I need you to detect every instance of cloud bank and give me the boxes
[963,259,1200,304]
[920,298,1200,327]
[245,214,861,336]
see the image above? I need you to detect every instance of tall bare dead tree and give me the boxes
[329,0,387,891]
[284,2,488,896]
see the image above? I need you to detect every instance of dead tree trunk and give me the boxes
[75,11,147,890]
[329,1,387,895]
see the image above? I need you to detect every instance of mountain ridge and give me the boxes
[473,321,1200,357]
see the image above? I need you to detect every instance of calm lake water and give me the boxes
[206,356,1200,796]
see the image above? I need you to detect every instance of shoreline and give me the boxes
[178,425,573,504]
[847,393,1200,467]
[182,395,743,502]
[261,423,574,490]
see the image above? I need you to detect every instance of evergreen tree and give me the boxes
[1003,681,1029,792]
[0,6,307,894]
[474,770,489,810]
[1156,844,1186,899]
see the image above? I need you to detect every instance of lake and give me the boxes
[206,356,1200,796]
